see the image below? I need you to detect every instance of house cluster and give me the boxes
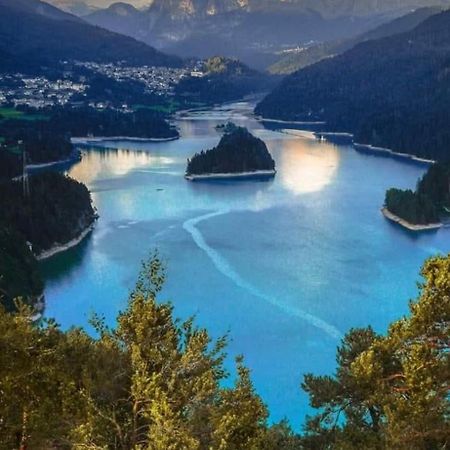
[0,74,87,108]
[76,62,193,96]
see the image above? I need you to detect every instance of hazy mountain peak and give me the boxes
[0,0,82,21]
[107,2,138,14]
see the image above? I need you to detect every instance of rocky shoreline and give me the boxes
[185,170,277,181]
[26,149,82,171]
[36,221,96,261]
[71,135,179,145]
[381,208,442,232]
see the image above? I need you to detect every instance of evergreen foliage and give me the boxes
[0,227,43,312]
[385,162,450,224]
[301,254,450,449]
[187,126,275,175]
[0,107,178,166]
[1,254,449,448]
[0,257,278,449]
[0,172,96,254]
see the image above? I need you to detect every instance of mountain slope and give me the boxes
[175,56,274,104]
[268,6,445,74]
[0,0,82,21]
[0,0,181,72]
[256,9,450,161]
[83,2,145,37]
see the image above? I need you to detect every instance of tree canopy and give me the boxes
[187,126,275,175]
[302,254,450,449]
[0,254,449,448]
[384,162,450,225]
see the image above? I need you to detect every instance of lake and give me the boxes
[41,100,450,428]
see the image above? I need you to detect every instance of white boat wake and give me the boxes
[183,210,342,340]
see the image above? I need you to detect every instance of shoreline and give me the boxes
[257,115,435,165]
[36,222,96,261]
[257,117,326,126]
[71,135,179,145]
[280,129,317,140]
[26,150,81,170]
[381,208,442,231]
[185,170,277,181]
[315,132,354,139]
[354,143,435,165]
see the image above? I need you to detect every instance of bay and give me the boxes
[41,100,450,427]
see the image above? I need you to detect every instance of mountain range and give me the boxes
[0,0,180,73]
[256,8,450,161]
[81,0,450,69]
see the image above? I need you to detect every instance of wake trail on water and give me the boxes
[183,210,342,340]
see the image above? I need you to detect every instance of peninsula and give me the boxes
[383,162,450,231]
[185,125,276,181]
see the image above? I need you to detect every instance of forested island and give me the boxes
[0,254,448,449]
[384,162,450,230]
[186,126,276,180]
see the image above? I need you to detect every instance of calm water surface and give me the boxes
[41,101,450,428]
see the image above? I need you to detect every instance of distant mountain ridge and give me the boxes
[83,0,450,69]
[256,9,450,161]
[0,0,180,73]
[84,0,450,18]
[268,6,446,74]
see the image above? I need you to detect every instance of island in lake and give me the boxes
[383,162,450,231]
[185,125,276,181]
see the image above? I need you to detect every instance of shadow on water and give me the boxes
[39,231,93,284]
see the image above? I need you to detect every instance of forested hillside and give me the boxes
[0,227,43,312]
[0,173,96,254]
[268,6,444,74]
[176,57,274,104]
[256,10,450,161]
[0,0,180,73]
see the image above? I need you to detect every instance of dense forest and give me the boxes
[0,227,43,312]
[256,10,450,162]
[0,106,178,165]
[176,57,274,105]
[0,171,95,310]
[0,254,448,448]
[187,126,275,175]
[0,146,22,180]
[0,172,96,255]
[385,162,450,224]
[48,107,179,140]
[0,0,180,74]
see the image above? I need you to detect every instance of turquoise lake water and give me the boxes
[41,101,450,428]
